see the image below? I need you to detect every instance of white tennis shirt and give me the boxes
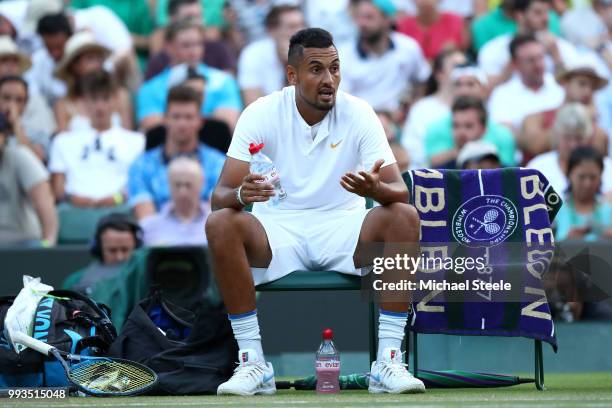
[227,86,396,212]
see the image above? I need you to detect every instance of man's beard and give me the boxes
[310,97,334,112]
[360,30,385,45]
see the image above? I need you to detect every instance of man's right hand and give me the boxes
[238,174,276,205]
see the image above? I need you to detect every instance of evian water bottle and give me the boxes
[315,328,340,394]
[248,143,287,206]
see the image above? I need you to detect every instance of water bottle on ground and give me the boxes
[315,328,340,394]
[248,143,287,207]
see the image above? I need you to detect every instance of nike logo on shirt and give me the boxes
[330,140,343,149]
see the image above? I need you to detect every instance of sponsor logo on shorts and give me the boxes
[452,195,517,247]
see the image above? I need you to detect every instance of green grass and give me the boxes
[4,373,612,408]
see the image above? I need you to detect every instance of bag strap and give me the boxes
[75,335,113,355]
[148,288,195,328]
[47,290,118,342]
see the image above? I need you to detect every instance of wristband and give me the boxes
[113,192,124,205]
[236,185,246,207]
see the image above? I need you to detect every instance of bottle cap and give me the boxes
[249,143,264,155]
[323,328,333,340]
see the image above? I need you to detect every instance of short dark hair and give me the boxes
[0,75,28,95]
[165,18,202,43]
[567,146,604,193]
[512,0,551,13]
[166,84,202,110]
[568,146,604,175]
[92,213,142,261]
[168,0,198,17]
[452,95,487,126]
[265,5,302,30]
[80,70,117,98]
[36,13,73,37]
[509,33,539,60]
[288,28,335,67]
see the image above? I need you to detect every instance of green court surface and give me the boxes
[4,373,611,408]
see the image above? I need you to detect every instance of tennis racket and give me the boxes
[11,331,158,397]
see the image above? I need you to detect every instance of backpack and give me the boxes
[0,290,117,388]
[109,292,238,395]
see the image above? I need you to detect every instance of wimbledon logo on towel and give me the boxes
[452,195,517,247]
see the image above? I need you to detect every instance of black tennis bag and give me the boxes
[109,294,238,395]
[0,290,117,387]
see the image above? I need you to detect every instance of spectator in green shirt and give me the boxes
[155,0,226,33]
[69,0,154,55]
[471,0,560,52]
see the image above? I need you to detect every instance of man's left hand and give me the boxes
[340,159,384,198]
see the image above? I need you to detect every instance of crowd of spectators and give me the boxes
[0,0,611,262]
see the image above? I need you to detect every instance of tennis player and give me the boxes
[206,27,424,395]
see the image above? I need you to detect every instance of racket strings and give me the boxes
[70,359,156,394]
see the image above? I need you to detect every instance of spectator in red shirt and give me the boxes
[396,0,465,60]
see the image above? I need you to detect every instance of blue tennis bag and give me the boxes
[0,290,117,387]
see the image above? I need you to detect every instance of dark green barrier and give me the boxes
[0,246,91,295]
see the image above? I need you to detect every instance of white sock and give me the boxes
[228,310,265,361]
[377,309,408,361]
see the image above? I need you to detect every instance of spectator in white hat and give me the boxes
[521,56,610,162]
[0,36,29,74]
[457,140,502,170]
[24,0,140,90]
[53,31,133,132]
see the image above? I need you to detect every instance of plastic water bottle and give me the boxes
[315,328,340,394]
[248,142,287,206]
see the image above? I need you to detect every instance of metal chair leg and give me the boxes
[412,332,419,377]
[369,302,377,363]
[535,340,546,390]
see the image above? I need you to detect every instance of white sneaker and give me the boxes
[368,347,425,394]
[217,349,276,396]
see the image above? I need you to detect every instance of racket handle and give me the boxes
[11,331,55,356]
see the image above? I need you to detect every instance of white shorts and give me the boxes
[251,208,372,285]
